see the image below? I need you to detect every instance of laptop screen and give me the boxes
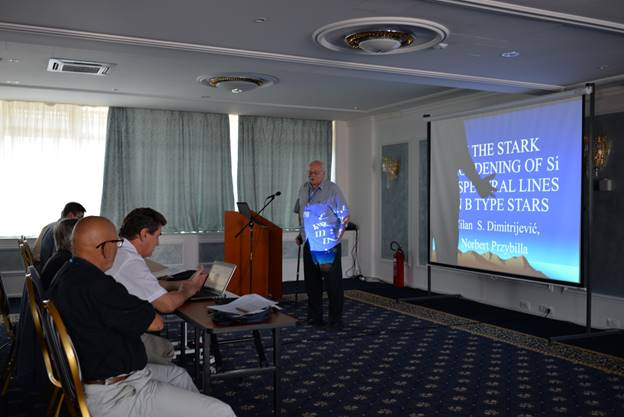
[203,261,237,293]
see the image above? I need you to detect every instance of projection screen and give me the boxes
[429,95,584,286]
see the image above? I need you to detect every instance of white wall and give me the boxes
[337,89,624,330]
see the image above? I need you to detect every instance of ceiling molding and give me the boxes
[430,0,624,34]
[0,22,563,92]
[0,82,366,114]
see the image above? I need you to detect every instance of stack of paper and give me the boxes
[208,293,280,316]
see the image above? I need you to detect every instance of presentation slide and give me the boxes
[429,97,583,285]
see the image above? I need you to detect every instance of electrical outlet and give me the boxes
[606,318,621,328]
[538,305,554,315]
[519,300,531,310]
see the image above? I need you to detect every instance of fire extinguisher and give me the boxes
[390,241,404,288]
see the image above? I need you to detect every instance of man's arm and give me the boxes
[151,269,206,313]
[147,312,164,331]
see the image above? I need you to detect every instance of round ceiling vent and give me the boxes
[313,17,449,55]
[197,73,278,94]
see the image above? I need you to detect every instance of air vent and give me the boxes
[47,58,112,76]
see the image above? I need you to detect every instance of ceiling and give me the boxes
[0,0,623,121]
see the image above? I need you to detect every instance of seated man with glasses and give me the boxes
[48,216,235,417]
[106,207,205,364]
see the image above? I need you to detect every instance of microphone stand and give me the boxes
[234,195,279,294]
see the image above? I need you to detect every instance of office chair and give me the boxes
[43,300,91,417]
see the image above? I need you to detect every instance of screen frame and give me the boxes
[426,95,587,288]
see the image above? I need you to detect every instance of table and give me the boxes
[176,300,297,417]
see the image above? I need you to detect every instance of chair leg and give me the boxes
[44,386,63,417]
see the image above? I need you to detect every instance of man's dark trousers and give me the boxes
[303,241,343,325]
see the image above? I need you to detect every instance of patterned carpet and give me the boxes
[204,290,624,417]
[3,290,624,417]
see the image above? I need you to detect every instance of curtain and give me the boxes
[0,101,108,237]
[101,107,233,232]
[238,116,332,229]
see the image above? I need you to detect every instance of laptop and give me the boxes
[189,261,237,301]
[237,201,252,219]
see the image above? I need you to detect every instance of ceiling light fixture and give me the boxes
[197,73,278,94]
[345,30,412,54]
[254,17,267,23]
[314,17,449,55]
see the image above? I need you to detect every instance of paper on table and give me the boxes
[208,293,280,316]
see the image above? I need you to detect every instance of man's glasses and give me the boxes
[96,239,123,249]
[308,170,323,175]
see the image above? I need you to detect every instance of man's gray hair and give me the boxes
[309,160,325,172]
[54,218,79,252]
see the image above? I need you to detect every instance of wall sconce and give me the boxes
[382,156,400,188]
[585,134,613,191]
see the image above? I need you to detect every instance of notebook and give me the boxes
[189,261,237,301]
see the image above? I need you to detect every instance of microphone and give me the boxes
[266,191,281,200]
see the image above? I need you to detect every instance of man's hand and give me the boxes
[179,268,207,298]
[147,313,164,332]
[295,234,303,246]
[475,173,497,198]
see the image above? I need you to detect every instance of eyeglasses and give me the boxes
[95,239,123,249]
[308,170,323,175]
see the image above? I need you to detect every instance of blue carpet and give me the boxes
[3,290,624,416]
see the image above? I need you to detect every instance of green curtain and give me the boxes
[238,116,332,229]
[101,107,234,232]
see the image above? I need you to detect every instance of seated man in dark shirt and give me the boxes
[40,217,78,291]
[47,216,235,417]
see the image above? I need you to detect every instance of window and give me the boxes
[0,101,108,237]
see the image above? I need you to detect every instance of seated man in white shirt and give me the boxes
[107,207,205,364]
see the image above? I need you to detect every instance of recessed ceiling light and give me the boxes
[599,64,609,70]
[501,50,520,58]
[8,58,20,63]
[111,88,118,92]
[5,80,20,84]
[254,17,267,23]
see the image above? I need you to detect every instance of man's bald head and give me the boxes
[72,216,119,271]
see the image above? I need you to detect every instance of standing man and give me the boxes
[294,160,350,328]
[106,207,205,364]
[48,216,235,417]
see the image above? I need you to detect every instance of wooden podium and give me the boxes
[224,210,283,299]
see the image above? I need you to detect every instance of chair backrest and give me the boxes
[18,237,35,272]
[25,275,62,390]
[27,266,45,298]
[0,274,15,341]
[43,300,91,417]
